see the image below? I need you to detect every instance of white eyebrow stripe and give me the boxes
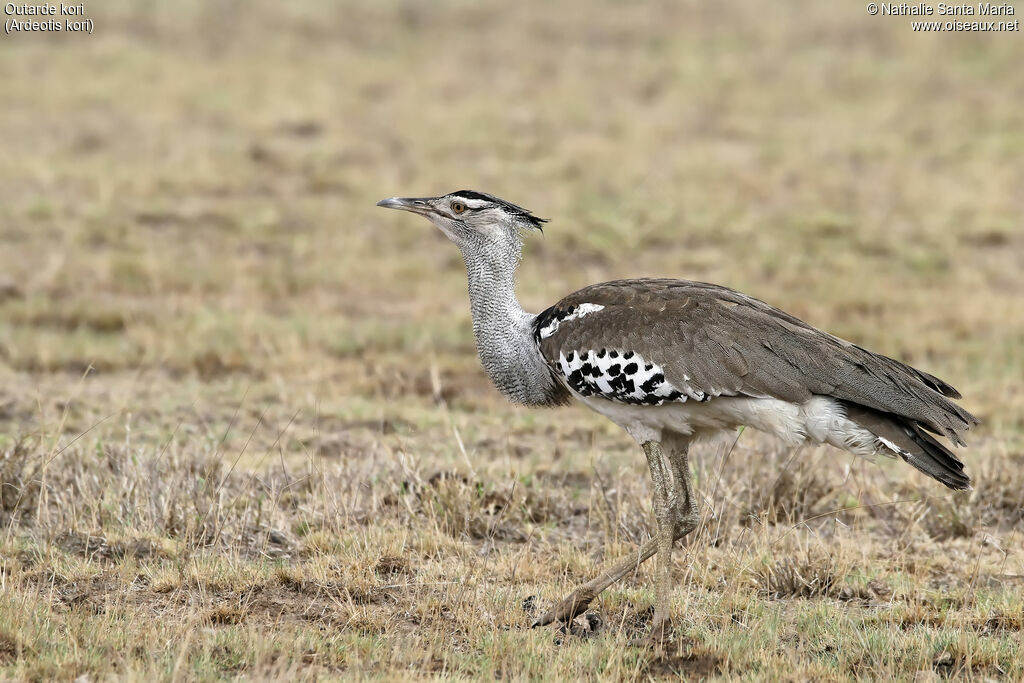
[460,199,491,209]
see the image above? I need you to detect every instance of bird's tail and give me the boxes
[841,402,971,490]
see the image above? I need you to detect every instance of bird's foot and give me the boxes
[550,612,602,645]
[530,588,596,628]
[629,615,674,649]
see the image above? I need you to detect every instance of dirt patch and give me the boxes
[753,554,875,602]
[0,632,21,664]
[979,613,1024,634]
[0,439,43,519]
[206,605,246,626]
[0,277,24,303]
[374,555,413,578]
[192,350,261,381]
[236,584,359,626]
[339,418,412,434]
[643,646,725,679]
[57,531,162,562]
[15,308,128,334]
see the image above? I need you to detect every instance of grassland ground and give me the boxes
[1,1,1023,680]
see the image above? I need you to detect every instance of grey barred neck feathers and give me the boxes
[460,229,570,408]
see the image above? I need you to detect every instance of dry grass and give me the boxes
[1,1,1023,680]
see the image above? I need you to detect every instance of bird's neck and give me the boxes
[460,245,562,407]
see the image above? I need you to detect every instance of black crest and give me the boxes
[448,190,548,230]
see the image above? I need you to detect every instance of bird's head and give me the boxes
[377,190,546,257]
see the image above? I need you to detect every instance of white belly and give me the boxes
[578,393,881,457]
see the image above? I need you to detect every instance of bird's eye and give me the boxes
[451,201,466,215]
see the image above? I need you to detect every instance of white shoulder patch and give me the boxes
[539,303,605,339]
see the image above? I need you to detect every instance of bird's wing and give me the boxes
[534,278,978,444]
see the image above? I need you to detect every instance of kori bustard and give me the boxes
[377,190,977,643]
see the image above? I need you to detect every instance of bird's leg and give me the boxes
[530,535,661,628]
[663,433,699,543]
[639,439,676,646]
[532,437,699,632]
[644,434,699,644]
[530,435,699,634]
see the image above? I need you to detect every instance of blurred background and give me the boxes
[1,1,1020,420]
[0,1,1022,678]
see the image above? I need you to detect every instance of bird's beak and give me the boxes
[376,197,434,216]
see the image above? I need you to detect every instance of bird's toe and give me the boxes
[629,615,675,649]
[530,588,596,628]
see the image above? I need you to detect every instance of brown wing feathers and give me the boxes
[536,279,979,474]
[841,402,971,490]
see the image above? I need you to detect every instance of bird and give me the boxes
[376,190,978,644]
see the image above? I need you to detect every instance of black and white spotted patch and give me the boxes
[556,349,706,405]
